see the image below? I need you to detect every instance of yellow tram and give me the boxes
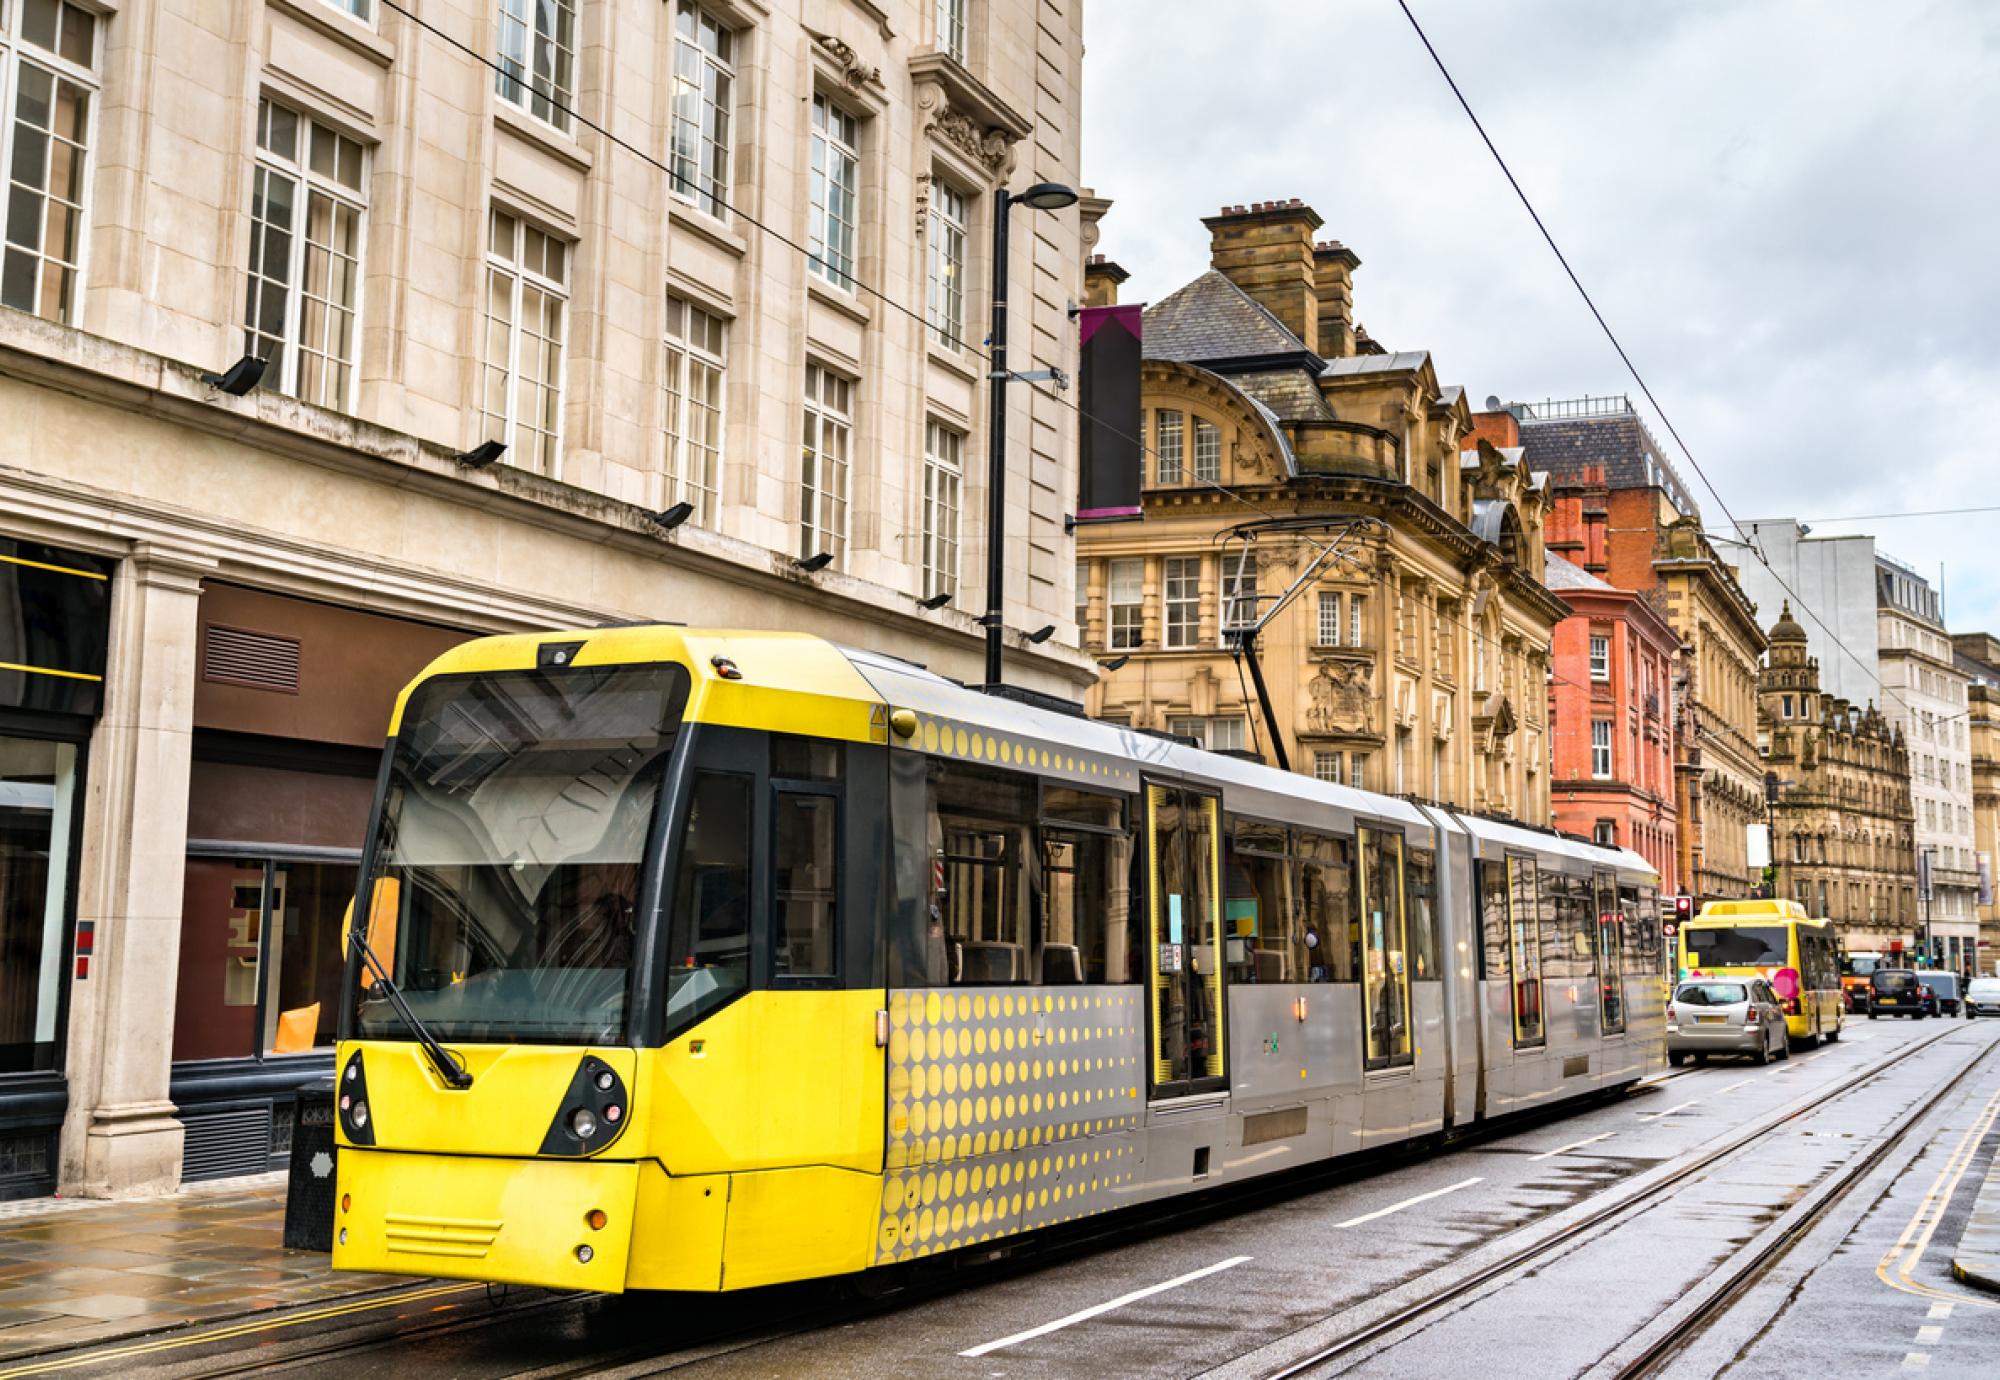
[332,626,1664,1292]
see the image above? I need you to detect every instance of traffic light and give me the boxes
[1674,895,1694,924]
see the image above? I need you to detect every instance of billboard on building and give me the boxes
[1075,304,1143,523]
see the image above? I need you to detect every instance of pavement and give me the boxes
[1950,1108,2000,1295]
[0,1173,409,1363]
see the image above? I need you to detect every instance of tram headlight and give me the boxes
[338,1051,376,1147]
[569,1107,598,1139]
[352,1100,370,1129]
[575,1244,594,1264]
[539,1055,630,1157]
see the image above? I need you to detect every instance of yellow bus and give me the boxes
[1678,899,1843,1047]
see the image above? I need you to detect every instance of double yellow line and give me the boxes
[1877,1078,2000,1309]
[0,1282,480,1377]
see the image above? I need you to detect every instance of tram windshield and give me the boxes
[355,663,689,1044]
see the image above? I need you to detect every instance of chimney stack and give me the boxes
[1312,240,1361,359]
[1084,254,1130,308]
[1200,199,1322,352]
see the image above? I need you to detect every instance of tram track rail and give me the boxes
[1250,1022,1977,1380]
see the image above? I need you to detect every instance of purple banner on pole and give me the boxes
[1076,304,1144,523]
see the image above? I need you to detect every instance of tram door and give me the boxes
[1145,782,1227,1098]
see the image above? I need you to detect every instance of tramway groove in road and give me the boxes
[1240,1024,1968,1380]
[1604,1034,2000,1377]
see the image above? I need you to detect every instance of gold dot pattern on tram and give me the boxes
[878,987,1145,1264]
[901,716,1141,795]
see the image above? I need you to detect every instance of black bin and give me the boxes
[282,1077,338,1251]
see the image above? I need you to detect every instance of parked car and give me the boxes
[1667,979,1791,1065]
[1965,978,2000,1018]
[1917,971,1962,1017]
[1868,968,1934,1018]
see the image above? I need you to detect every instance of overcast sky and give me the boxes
[1080,0,2000,641]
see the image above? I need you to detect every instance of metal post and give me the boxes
[982,188,1013,688]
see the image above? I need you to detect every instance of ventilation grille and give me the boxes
[0,1130,54,1201]
[1242,1106,1309,1147]
[386,1212,503,1260]
[181,1105,275,1182]
[202,624,302,693]
[1563,1055,1592,1079]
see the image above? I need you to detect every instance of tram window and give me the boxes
[1508,857,1544,1047]
[1224,830,1302,983]
[1358,826,1412,1069]
[773,735,842,781]
[1298,833,1357,982]
[1478,861,1508,982]
[773,792,838,979]
[1042,829,1134,984]
[1405,847,1439,981]
[1595,873,1625,1033]
[1547,872,1592,985]
[930,761,1035,984]
[665,771,752,1029]
[1043,784,1125,830]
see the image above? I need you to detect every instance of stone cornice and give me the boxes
[909,51,1031,180]
[0,309,1097,687]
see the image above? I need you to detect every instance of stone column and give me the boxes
[60,544,215,1198]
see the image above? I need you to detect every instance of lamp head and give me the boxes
[1017,182,1079,212]
[651,501,696,531]
[202,354,268,396]
[1026,624,1057,644]
[796,551,835,573]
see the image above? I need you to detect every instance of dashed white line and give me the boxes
[1639,1100,1701,1121]
[1528,1132,1616,1162]
[958,1256,1253,1356]
[1928,1301,1954,1320]
[1714,1078,1754,1094]
[1903,1352,1930,1369]
[1336,1177,1484,1228]
[1916,1325,1943,1344]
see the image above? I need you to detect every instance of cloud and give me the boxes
[1081,0,2000,634]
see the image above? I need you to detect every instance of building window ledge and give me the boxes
[266,0,395,69]
[668,200,748,260]
[495,100,594,174]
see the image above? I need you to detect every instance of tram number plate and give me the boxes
[1694,1015,1726,1024]
[1159,944,1183,974]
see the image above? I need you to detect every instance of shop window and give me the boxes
[174,855,353,1062]
[1298,831,1357,982]
[0,737,78,1075]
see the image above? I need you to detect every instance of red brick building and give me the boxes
[1544,547,1680,891]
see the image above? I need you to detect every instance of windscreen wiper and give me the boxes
[351,928,474,1090]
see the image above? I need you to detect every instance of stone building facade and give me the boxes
[1759,605,1917,952]
[1505,396,1766,900]
[1876,556,1979,969]
[0,0,1087,1199]
[1077,201,1564,825]
[1542,543,1679,891]
[1953,633,2000,974]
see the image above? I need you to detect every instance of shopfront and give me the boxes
[169,584,468,1180]
[0,541,109,1200]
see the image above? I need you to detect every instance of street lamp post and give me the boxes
[982,181,1078,688]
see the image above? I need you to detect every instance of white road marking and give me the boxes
[1928,1302,1954,1320]
[1528,1132,1616,1162]
[1715,1078,1753,1094]
[1328,1168,1488,1224]
[1903,1352,1930,1369]
[958,1256,1253,1356]
[1639,1100,1701,1121]
[1916,1325,1943,1344]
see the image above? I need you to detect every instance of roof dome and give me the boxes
[1768,599,1807,644]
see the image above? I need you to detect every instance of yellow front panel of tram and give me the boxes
[337,1042,645,1158]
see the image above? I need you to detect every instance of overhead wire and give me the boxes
[1391,0,1966,742]
[382,0,1944,763]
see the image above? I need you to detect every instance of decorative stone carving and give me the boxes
[915,76,1019,178]
[1306,660,1374,735]
[808,31,883,93]
[914,169,933,239]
